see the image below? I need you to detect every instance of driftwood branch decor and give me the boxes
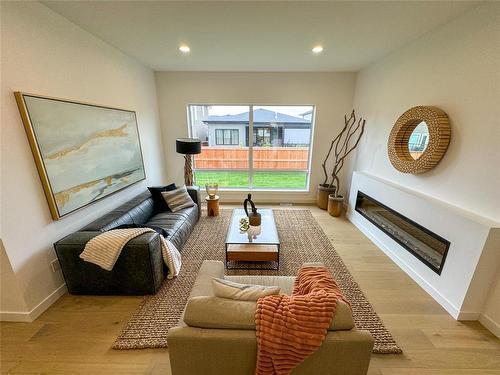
[321,110,366,198]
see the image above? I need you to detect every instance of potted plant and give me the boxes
[318,110,366,216]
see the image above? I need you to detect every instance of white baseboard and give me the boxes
[456,311,481,321]
[0,283,66,322]
[479,313,500,338]
[0,310,33,322]
[347,212,465,319]
[29,283,67,321]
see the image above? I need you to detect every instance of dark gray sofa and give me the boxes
[54,186,200,295]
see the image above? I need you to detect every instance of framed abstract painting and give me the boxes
[14,92,146,220]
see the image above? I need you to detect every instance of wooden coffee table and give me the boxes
[225,209,280,270]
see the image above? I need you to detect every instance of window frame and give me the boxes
[187,104,316,192]
[215,128,239,146]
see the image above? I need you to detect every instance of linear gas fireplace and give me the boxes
[355,191,450,274]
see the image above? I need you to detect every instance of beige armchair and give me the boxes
[168,261,374,375]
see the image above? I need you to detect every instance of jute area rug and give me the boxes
[113,209,402,354]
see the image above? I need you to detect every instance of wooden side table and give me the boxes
[205,195,220,217]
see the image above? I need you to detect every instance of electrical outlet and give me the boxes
[51,259,61,273]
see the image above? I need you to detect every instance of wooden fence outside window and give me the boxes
[194,146,309,170]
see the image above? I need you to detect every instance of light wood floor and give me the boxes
[1,205,499,374]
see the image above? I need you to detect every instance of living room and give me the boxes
[1,1,499,374]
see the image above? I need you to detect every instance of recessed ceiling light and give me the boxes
[312,46,324,54]
[179,45,190,53]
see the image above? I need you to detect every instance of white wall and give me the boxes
[155,72,356,203]
[480,273,500,337]
[0,240,29,318]
[351,3,500,223]
[350,3,500,333]
[0,2,166,319]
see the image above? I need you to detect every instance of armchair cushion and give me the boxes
[212,278,281,301]
[184,296,354,331]
[184,296,257,330]
[225,275,296,295]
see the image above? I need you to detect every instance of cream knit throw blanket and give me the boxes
[79,228,181,279]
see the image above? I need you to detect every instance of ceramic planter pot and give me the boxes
[317,184,336,210]
[328,194,344,217]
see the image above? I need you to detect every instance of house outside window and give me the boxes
[187,104,315,190]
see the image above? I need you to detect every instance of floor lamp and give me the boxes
[176,138,201,186]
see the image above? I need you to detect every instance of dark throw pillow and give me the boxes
[148,183,176,212]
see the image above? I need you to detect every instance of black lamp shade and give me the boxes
[176,138,201,155]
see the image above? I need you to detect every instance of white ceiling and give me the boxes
[42,1,480,72]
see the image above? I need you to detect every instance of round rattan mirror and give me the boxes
[388,106,450,174]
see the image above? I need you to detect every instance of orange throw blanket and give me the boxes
[255,266,349,375]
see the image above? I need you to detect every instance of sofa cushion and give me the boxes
[147,207,196,231]
[146,205,198,249]
[82,192,154,232]
[184,296,354,331]
[212,278,280,301]
[146,211,184,238]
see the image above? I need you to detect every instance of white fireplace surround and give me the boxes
[347,171,500,321]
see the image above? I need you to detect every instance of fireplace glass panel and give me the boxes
[355,191,449,274]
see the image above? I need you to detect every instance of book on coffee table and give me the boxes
[225,208,280,270]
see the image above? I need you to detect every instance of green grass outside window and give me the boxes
[194,170,307,189]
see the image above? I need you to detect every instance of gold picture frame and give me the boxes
[15,92,146,220]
